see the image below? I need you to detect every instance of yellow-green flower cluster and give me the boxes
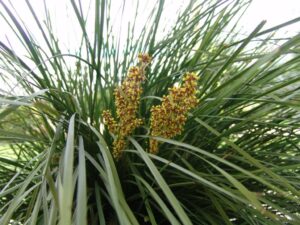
[102,54,151,159]
[149,72,199,154]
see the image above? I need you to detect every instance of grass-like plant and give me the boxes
[0,0,300,224]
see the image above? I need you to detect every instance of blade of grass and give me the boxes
[76,136,87,225]
[59,114,76,225]
[129,137,193,225]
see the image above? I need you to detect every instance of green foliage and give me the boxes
[0,0,300,224]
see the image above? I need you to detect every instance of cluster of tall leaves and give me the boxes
[0,0,300,224]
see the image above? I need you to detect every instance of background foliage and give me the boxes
[0,0,300,224]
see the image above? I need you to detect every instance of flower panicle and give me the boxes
[102,53,151,159]
[149,72,199,154]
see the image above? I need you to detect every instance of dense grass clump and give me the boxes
[0,0,300,224]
